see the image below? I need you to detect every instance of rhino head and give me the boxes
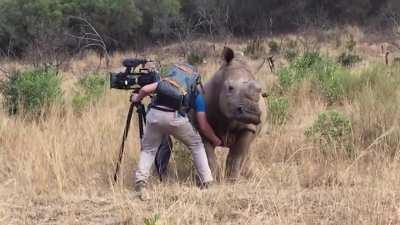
[217,48,263,125]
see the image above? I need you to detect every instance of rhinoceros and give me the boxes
[199,47,267,181]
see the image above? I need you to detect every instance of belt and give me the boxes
[150,105,176,113]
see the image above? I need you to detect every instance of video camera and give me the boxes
[110,58,160,91]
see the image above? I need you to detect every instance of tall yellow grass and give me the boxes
[1,31,400,224]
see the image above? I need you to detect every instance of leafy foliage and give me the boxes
[0,68,63,117]
[268,96,289,125]
[305,110,354,157]
[72,74,106,112]
[277,52,324,90]
[305,110,352,140]
[144,214,160,225]
[0,0,399,54]
[277,52,354,104]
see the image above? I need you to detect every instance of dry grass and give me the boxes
[1,29,400,225]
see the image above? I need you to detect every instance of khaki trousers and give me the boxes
[135,108,213,183]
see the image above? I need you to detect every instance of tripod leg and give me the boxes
[113,102,135,183]
[137,104,146,139]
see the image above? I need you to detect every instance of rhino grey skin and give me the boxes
[198,48,267,181]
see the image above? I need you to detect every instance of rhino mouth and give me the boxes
[233,103,261,125]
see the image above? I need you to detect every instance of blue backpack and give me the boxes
[152,63,202,114]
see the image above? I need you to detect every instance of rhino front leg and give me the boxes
[226,131,255,181]
[203,141,222,181]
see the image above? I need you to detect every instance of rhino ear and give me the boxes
[222,47,234,64]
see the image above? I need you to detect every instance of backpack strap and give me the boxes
[161,78,188,96]
[174,63,196,75]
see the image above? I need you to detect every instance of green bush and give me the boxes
[1,68,63,116]
[0,0,143,53]
[268,96,289,125]
[305,110,354,157]
[72,74,106,112]
[277,52,354,103]
[277,67,295,90]
[316,65,351,104]
[144,214,160,225]
[293,52,323,70]
[277,52,324,90]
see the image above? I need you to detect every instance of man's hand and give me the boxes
[211,137,222,147]
[130,93,140,103]
[196,112,222,147]
[130,82,158,103]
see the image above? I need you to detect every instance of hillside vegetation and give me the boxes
[1,0,400,56]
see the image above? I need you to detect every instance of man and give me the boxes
[130,63,221,201]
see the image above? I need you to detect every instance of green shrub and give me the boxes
[268,96,289,125]
[277,52,354,104]
[317,66,352,104]
[244,38,266,59]
[144,214,160,225]
[277,67,294,90]
[72,74,106,112]
[305,110,354,157]
[337,52,362,67]
[294,52,323,70]
[277,52,324,90]
[1,68,63,116]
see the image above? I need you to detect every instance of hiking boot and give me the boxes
[134,181,150,201]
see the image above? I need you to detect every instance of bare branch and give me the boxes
[67,16,110,68]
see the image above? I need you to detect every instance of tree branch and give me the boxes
[67,16,110,68]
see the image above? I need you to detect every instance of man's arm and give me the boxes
[196,112,222,147]
[194,94,222,147]
[130,82,158,103]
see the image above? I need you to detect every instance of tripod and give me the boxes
[113,101,146,183]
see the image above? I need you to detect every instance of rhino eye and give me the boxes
[228,85,234,91]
